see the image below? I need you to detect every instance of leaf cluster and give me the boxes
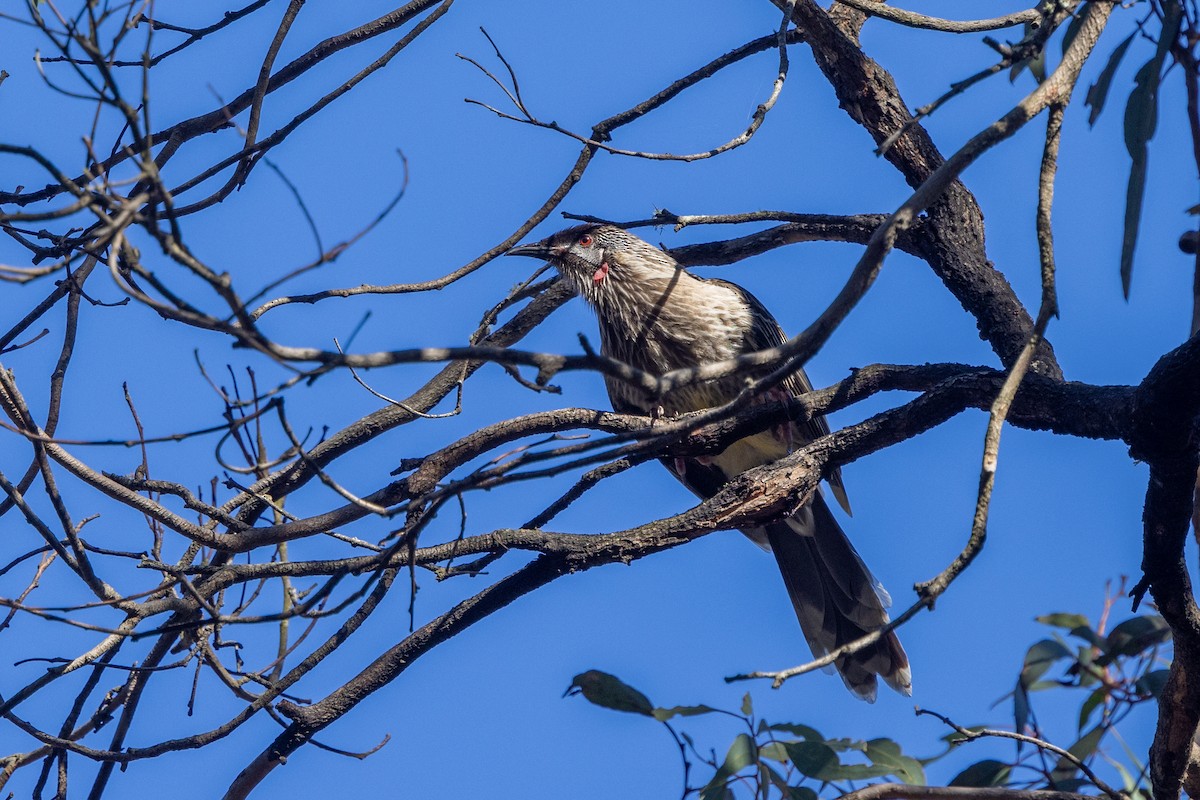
[568,605,1170,799]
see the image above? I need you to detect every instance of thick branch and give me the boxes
[832,1,1043,33]
[773,0,1068,376]
[838,784,1096,800]
[1129,333,1200,800]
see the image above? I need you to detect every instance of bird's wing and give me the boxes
[704,277,851,515]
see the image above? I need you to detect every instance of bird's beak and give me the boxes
[505,239,558,260]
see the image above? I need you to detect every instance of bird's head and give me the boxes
[506,224,681,305]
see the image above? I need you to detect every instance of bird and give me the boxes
[507,223,910,700]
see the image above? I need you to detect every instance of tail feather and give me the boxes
[764,494,911,701]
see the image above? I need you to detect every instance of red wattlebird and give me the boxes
[508,224,910,700]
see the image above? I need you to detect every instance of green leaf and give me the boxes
[1074,646,1100,688]
[1085,33,1136,127]
[565,670,653,716]
[1021,639,1073,687]
[1136,669,1170,697]
[765,766,819,800]
[1124,57,1169,160]
[760,742,790,763]
[1120,1,1182,297]
[698,780,735,800]
[1078,686,1108,732]
[764,764,791,797]
[1014,683,1032,745]
[829,763,896,781]
[652,704,720,722]
[1037,613,1090,631]
[784,787,819,800]
[1121,73,1152,298]
[1051,777,1090,793]
[723,733,757,772]
[1113,760,1139,793]
[1051,725,1105,782]
[741,692,753,717]
[768,722,824,742]
[1105,615,1171,659]
[866,738,926,785]
[759,764,773,797]
[784,741,891,782]
[950,759,1012,788]
[1068,625,1107,651]
[785,741,842,781]
[699,734,758,800]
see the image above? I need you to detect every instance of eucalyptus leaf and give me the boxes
[1078,686,1107,733]
[723,733,757,773]
[1120,1,1182,296]
[1014,683,1031,749]
[785,787,819,800]
[767,764,819,800]
[1068,625,1107,651]
[652,704,720,722]
[1113,760,1144,794]
[1085,33,1136,126]
[1136,669,1170,697]
[768,723,824,742]
[1051,725,1105,782]
[866,738,926,785]
[699,734,758,800]
[1051,777,1091,793]
[824,737,867,753]
[698,779,736,800]
[784,741,841,780]
[760,742,790,763]
[1036,613,1090,631]
[1021,639,1073,686]
[1075,646,1099,688]
[1105,615,1171,658]
[829,763,896,781]
[785,741,892,782]
[950,759,1012,788]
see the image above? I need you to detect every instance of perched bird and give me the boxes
[507,224,910,700]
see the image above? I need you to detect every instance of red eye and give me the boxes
[579,234,593,247]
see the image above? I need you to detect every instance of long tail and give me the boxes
[764,494,911,702]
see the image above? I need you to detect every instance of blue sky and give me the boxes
[0,1,1188,796]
